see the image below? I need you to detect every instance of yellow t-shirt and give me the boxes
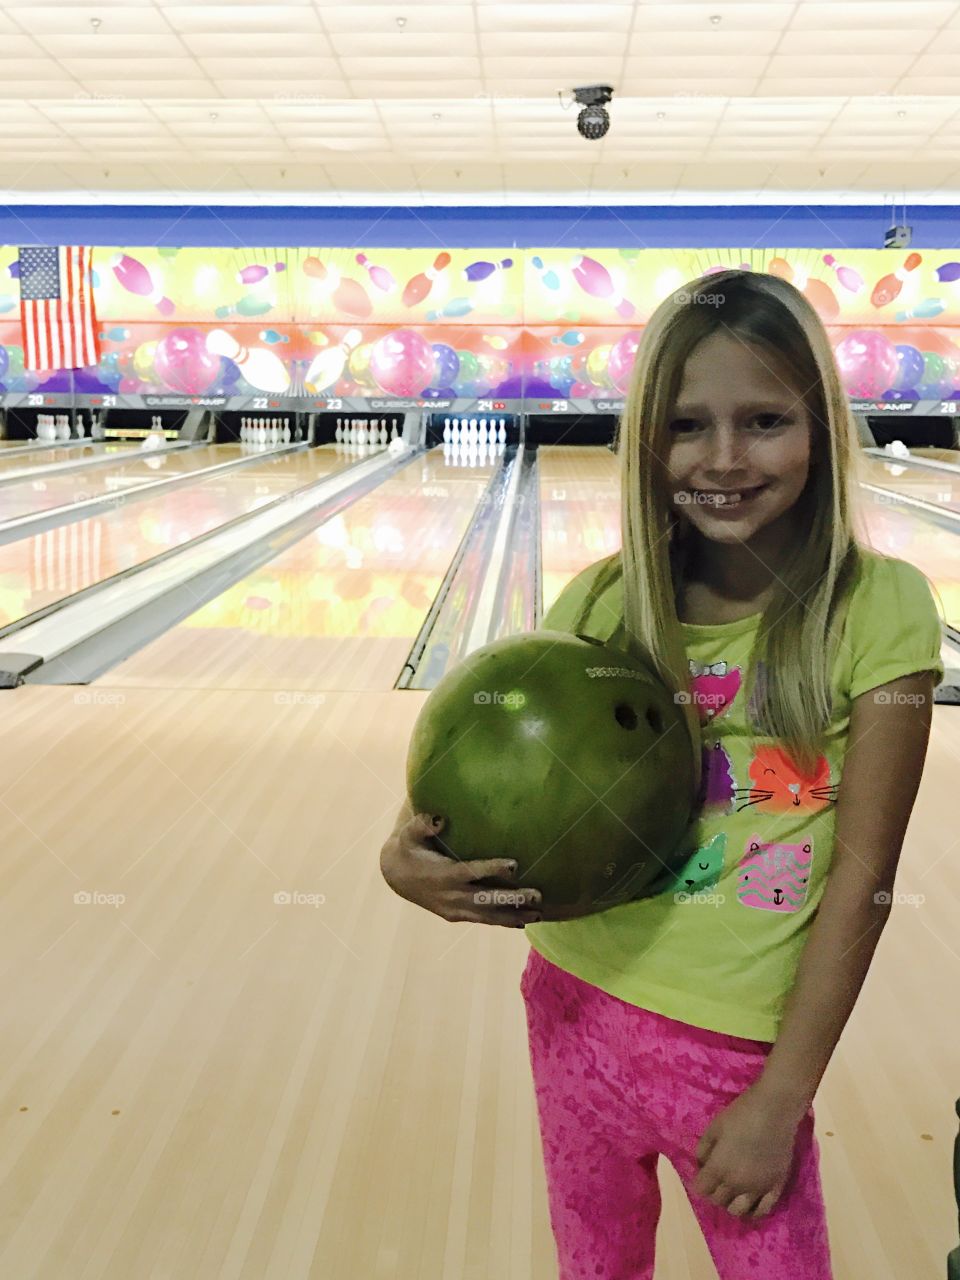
[524,548,945,1042]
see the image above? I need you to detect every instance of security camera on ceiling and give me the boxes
[571,85,614,140]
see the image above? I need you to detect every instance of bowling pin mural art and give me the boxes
[205,329,290,394]
[111,253,175,316]
[17,244,960,400]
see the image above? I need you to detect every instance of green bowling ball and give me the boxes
[406,631,697,921]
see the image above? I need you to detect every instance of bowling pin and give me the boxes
[870,252,923,308]
[206,329,290,394]
[478,420,487,444]
[282,418,291,443]
[822,253,864,294]
[531,255,561,291]
[452,420,460,443]
[355,252,396,293]
[304,328,362,394]
[571,253,636,319]
[498,421,506,443]
[401,251,452,308]
[390,420,399,442]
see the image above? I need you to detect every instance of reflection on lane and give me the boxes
[859,454,960,515]
[101,444,498,692]
[911,447,960,468]
[539,446,620,616]
[0,445,373,629]
[0,440,144,476]
[0,443,277,521]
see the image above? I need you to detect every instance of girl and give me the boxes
[381,269,945,1279]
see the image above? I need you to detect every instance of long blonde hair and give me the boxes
[609,268,869,786]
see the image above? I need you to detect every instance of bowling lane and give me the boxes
[537,444,959,636]
[99,444,500,692]
[0,444,377,631]
[0,441,245,521]
[538,445,620,615]
[858,452,960,514]
[0,439,143,476]
[857,491,960,631]
[911,447,960,468]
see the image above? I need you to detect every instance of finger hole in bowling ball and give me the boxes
[614,702,638,730]
[646,706,664,734]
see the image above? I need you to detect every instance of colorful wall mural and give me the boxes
[1,246,959,409]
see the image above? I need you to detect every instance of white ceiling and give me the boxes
[0,0,959,204]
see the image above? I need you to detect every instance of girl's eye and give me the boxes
[668,415,790,433]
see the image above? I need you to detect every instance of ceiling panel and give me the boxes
[0,0,956,202]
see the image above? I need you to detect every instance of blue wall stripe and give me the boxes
[0,204,956,249]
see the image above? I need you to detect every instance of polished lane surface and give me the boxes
[99,444,501,692]
[0,444,373,630]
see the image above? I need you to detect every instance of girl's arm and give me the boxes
[753,668,937,1116]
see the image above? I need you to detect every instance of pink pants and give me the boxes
[520,946,833,1280]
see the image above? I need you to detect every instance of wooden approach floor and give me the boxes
[1,679,958,1279]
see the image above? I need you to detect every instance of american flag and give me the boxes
[18,245,100,371]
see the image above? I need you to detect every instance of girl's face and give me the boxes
[664,330,816,547]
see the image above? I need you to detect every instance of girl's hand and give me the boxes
[381,810,543,928]
[693,1082,809,1219]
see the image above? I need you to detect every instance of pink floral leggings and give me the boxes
[520,946,833,1280]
